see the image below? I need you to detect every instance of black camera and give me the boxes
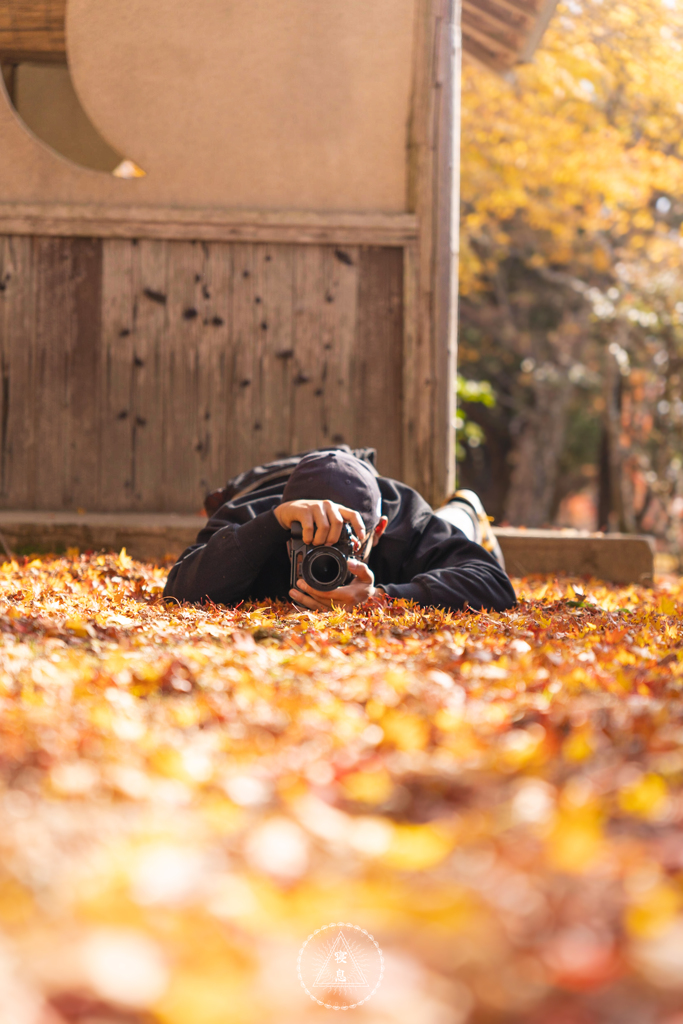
[289,521,356,592]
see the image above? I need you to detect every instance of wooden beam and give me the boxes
[518,0,559,61]
[0,0,66,61]
[0,203,419,246]
[462,28,510,73]
[462,44,508,76]
[461,0,557,72]
[462,0,527,35]
[483,0,539,20]
[462,19,522,58]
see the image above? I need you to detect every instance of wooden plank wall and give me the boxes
[0,235,403,512]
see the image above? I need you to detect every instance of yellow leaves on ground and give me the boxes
[626,881,681,941]
[546,804,605,874]
[381,708,430,751]
[563,727,596,763]
[618,772,669,820]
[380,822,455,871]
[340,767,394,804]
[1,554,683,1020]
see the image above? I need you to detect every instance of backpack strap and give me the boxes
[204,446,378,516]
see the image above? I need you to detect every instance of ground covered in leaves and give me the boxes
[2,553,683,1024]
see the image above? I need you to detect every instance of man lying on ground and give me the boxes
[163,448,517,612]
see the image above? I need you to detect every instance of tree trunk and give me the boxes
[598,344,631,533]
[504,375,571,526]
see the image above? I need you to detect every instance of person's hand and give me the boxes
[290,558,378,610]
[274,499,365,548]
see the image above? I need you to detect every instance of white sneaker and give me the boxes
[435,489,505,570]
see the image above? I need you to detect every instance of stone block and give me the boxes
[0,511,203,562]
[494,527,655,585]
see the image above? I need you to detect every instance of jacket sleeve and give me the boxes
[378,516,516,612]
[163,509,290,604]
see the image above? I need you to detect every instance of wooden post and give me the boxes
[404,0,461,508]
[444,0,462,497]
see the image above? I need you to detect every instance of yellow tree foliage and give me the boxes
[458,0,683,534]
[461,0,683,291]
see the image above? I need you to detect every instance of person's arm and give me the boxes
[163,508,290,604]
[377,516,516,612]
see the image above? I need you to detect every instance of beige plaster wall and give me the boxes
[0,0,415,214]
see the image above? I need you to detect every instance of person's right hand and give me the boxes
[274,499,365,548]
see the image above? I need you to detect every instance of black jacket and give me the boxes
[163,475,516,612]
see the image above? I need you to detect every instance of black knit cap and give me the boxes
[282,451,382,531]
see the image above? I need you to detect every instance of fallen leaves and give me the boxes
[1,554,683,1021]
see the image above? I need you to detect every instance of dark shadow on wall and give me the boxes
[1,59,141,176]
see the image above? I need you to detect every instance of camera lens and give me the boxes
[303,548,346,591]
[309,553,342,586]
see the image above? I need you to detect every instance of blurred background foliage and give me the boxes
[457,0,683,563]
[455,375,495,462]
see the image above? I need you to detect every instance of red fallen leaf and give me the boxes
[48,991,157,1023]
[543,931,623,991]
[527,999,602,1024]
[158,659,196,693]
[604,629,628,644]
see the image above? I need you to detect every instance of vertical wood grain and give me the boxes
[229,242,258,475]
[33,240,95,512]
[64,237,102,509]
[0,236,35,507]
[253,244,294,465]
[407,0,440,503]
[401,240,420,490]
[197,241,233,496]
[406,0,459,506]
[291,244,326,455]
[434,0,460,499]
[100,238,136,510]
[319,245,358,451]
[130,239,167,509]
[163,240,203,510]
[0,234,409,513]
[354,246,404,479]
[32,238,72,508]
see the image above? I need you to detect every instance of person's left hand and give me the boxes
[290,558,380,611]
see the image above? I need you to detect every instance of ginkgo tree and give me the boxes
[459,0,683,549]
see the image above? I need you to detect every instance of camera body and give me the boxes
[289,520,356,592]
